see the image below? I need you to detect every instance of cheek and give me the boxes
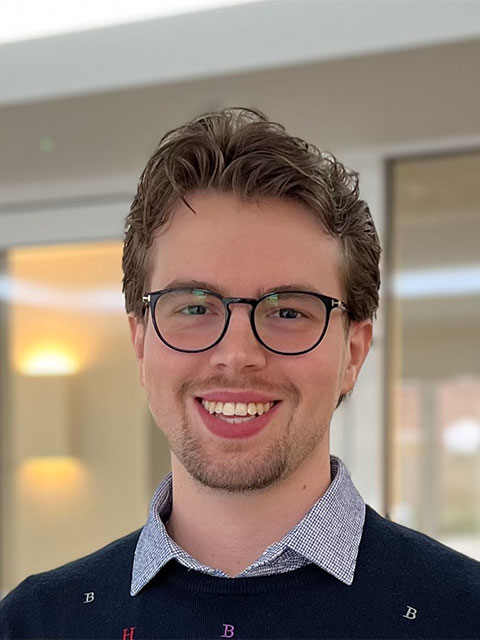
[142,354,185,435]
[142,335,196,407]
[295,348,345,410]
[141,334,172,399]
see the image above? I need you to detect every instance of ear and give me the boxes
[341,320,373,395]
[128,314,146,387]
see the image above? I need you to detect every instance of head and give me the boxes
[124,108,380,326]
[124,108,381,493]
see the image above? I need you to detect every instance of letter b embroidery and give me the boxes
[403,606,417,620]
[221,624,235,638]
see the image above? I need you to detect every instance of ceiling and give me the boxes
[3,0,480,107]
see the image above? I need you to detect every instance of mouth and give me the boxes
[195,397,279,422]
[194,397,281,438]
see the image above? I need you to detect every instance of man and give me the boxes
[1,108,479,639]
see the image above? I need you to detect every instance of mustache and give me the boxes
[178,375,300,404]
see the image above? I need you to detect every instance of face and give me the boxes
[129,191,372,493]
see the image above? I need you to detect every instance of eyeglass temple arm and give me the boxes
[332,299,348,313]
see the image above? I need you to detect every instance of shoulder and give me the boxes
[363,505,480,586]
[0,529,142,638]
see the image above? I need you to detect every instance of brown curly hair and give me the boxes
[122,108,381,323]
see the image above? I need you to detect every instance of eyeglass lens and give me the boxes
[153,290,328,353]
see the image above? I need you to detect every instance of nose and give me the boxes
[208,303,267,372]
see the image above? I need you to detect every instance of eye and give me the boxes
[268,307,311,320]
[270,308,307,320]
[179,305,210,315]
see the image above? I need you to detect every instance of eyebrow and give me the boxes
[161,279,320,297]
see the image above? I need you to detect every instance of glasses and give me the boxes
[142,288,348,356]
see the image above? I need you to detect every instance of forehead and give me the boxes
[148,191,342,297]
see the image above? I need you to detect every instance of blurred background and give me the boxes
[1,0,479,595]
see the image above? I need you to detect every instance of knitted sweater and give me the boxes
[1,506,479,639]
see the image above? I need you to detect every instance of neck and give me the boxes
[165,449,332,576]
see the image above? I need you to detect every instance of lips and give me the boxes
[194,396,281,439]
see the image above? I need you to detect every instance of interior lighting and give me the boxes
[21,348,79,376]
[0,275,124,312]
[18,457,88,504]
[393,265,480,299]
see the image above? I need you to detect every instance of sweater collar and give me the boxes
[131,456,365,595]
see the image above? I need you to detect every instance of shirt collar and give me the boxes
[131,455,365,595]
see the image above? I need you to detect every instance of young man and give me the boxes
[1,108,479,639]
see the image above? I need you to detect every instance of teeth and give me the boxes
[201,399,275,417]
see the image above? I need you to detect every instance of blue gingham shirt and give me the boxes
[131,455,365,595]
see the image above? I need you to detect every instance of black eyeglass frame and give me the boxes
[142,287,348,356]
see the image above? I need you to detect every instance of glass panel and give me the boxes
[388,152,480,560]
[0,242,170,595]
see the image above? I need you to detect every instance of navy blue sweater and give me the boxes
[1,506,479,639]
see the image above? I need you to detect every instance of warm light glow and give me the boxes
[20,348,79,375]
[18,457,88,504]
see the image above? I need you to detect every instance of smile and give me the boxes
[199,399,278,419]
[194,397,281,438]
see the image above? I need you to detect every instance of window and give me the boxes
[387,152,480,560]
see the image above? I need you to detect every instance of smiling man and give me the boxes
[129,189,371,579]
[1,108,479,639]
